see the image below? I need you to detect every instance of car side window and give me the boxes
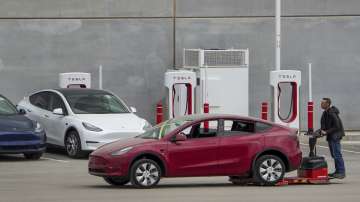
[223,120,255,135]
[29,92,51,111]
[49,92,67,114]
[180,120,219,139]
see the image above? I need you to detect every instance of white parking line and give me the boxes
[41,157,70,163]
[300,143,360,154]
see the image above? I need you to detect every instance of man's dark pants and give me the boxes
[328,139,346,174]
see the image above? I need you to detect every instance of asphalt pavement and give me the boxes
[1,143,359,202]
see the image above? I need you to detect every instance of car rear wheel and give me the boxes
[65,130,83,158]
[253,155,285,186]
[103,177,130,186]
[24,152,43,160]
[130,159,161,188]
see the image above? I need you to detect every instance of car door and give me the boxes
[167,119,220,177]
[217,119,265,175]
[28,92,56,143]
[46,92,69,146]
[25,92,48,122]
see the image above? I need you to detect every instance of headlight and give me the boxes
[142,120,152,130]
[111,147,133,156]
[82,122,103,132]
[34,122,43,133]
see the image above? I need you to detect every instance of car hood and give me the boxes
[0,115,34,132]
[75,113,146,131]
[91,137,157,155]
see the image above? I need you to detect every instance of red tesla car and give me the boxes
[89,114,302,188]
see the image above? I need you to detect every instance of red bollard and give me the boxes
[204,103,209,114]
[308,101,314,132]
[156,101,163,124]
[261,102,268,120]
[204,103,209,131]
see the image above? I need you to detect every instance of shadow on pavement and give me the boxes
[82,183,245,190]
[80,181,345,189]
[45,145,90,160]
[0,154,46,162]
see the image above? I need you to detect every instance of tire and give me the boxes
[24,152,43,160]
[65,130,84,158]
[130,159,161,188]
[103,177,130,186]
[253,155,285,186]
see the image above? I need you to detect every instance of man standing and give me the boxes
[320,98,346,179]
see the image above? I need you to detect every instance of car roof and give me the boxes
[172,113,268,123]
[53,88,112,96]
[168,114,292,131]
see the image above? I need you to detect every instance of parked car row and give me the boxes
[1,89,150,158]
[1,90,302,188]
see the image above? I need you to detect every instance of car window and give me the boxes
[223,120,255,135]
[29,92,51,111]
[0,96,18,115]
[64,93,129,114]
[180,120,219,139]
[137,119,191,140]
[137,126,162,139]
[256,122,272,132]
[49,92,67,114]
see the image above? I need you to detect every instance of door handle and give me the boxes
[44,114,49,118]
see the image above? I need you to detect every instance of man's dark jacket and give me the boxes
[321,106,345,141]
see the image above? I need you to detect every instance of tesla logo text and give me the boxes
[278,74,296,79]
[172,76,192,81]
[68,78,87,81]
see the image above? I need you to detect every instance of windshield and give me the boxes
[64,93,130,114]
[137,118,191,139]
[0,97,18,115]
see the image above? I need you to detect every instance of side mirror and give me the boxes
[53,108,64,116]
[130,107,137,113]
[18,109,26,115]
[172,132,187,142]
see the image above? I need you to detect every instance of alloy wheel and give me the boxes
[66,133,79,157]
[259,158,283,182]
[135,162,160,187]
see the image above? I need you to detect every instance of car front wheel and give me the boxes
[65,130,83,158]
[130,159,161,188]
[253,155,285,186]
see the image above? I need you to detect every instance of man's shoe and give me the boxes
[333,173,346,179]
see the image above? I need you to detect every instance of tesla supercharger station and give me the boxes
[270,70,301,129]
[164,70,196,119]
[59,72,91,88]
[182,49,249,116]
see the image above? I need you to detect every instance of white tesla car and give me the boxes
[17,89,151,158]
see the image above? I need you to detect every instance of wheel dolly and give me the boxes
[276,129,331,186]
